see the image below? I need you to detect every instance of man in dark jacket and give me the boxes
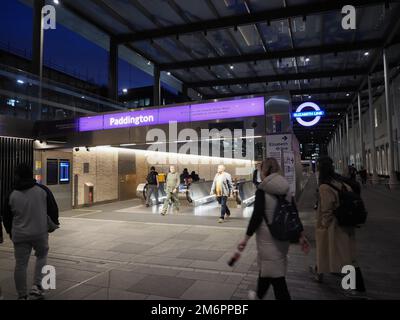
[3,163,59,300]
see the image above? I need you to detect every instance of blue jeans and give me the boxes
[217,196,230,219]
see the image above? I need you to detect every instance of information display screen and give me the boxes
[59,160,70,184]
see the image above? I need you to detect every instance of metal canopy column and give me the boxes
[368,75,379,183]
[108,37,119,101]
[31,0,45,120]
[153,65,161,106]
[383,48,399,187]
[358,92,365,168]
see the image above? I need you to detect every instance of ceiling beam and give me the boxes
[188,68,367,88]
[159,37,400,71]
[204,86,360,99]
[116,0,393,43]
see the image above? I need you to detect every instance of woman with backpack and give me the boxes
[310,156,367,298]
[237,158,309,300]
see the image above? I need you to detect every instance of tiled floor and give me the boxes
[0,176,399,300]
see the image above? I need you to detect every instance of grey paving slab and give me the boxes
[177,270,228,283]
[178,249,226,261]
[128,275,195,298]
[84,288,147,300]
[85,270,147,290]
[181,280,237,300]
[56,284,102,300]
[56,268,99,283]
[110,242,154,254]
[132,265,181,277]
[172,233,210,241]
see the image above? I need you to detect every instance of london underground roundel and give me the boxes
[292,102,325,127]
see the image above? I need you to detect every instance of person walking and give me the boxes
[210,165,233,223]
[161,165,180,215]
[310,156,367,298]
[145,166,159,207]
[2,163,59,300]
[252,162,262,187]
[180,168,190,185]
[359,167,367,185]
[237,158,309,300]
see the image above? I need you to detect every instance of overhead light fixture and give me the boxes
[120,143,137,147]
[122,88,128,94]
[53,0,60,4]
[346,93,350,97]
[147,61,151,65]
[17,79,24,84]
[364,51,369,56]
[167,72,171,76]
[305,57,310,62]
[229,65,234,70]
[308,95,312,99]
[81,96,85,99]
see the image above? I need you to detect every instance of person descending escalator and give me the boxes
[161,166,180,215]
[210,165,233,223]
[145,166,159,207]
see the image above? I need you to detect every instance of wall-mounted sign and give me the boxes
[78,97,265,132]
[293,102,325,127]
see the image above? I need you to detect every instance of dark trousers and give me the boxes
[217,196,230,219]
[257,276,291,300]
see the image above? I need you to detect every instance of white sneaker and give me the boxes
[218,218,224,223]
[29,285,44,300]
[248,290,259,300]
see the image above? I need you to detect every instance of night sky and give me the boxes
[0,0,175,93]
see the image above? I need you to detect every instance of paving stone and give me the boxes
[178,249,226,261]
[110,243,153,254]
[181,280,237,300]
[85,270,147,290]
[128,275,195,298]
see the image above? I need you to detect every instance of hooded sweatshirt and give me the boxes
[5,179,48,243]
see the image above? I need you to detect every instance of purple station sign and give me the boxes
[78,97,264,132]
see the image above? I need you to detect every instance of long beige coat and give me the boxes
[256,173,291,278]
[316,179,357,274]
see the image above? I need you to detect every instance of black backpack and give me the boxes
[264,194,304,243]
[146,172,157,185]
[327,183,368,227]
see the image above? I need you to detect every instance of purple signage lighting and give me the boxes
[78,97,264,132]
[103,109,158,130]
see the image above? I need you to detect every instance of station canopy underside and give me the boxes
[34,0,400,143]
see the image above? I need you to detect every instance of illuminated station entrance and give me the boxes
[34,95,306,217]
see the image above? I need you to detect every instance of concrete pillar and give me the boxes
[351,105,356,167]
[182,84,189,101]
[358,92,365,168]
[31,0,45,120]
[346,113,350,166]
[339,123,344,174]
[368,75,379,183]
[108,37,118,101]
[383,48,399,187]
[153,65,161,106]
